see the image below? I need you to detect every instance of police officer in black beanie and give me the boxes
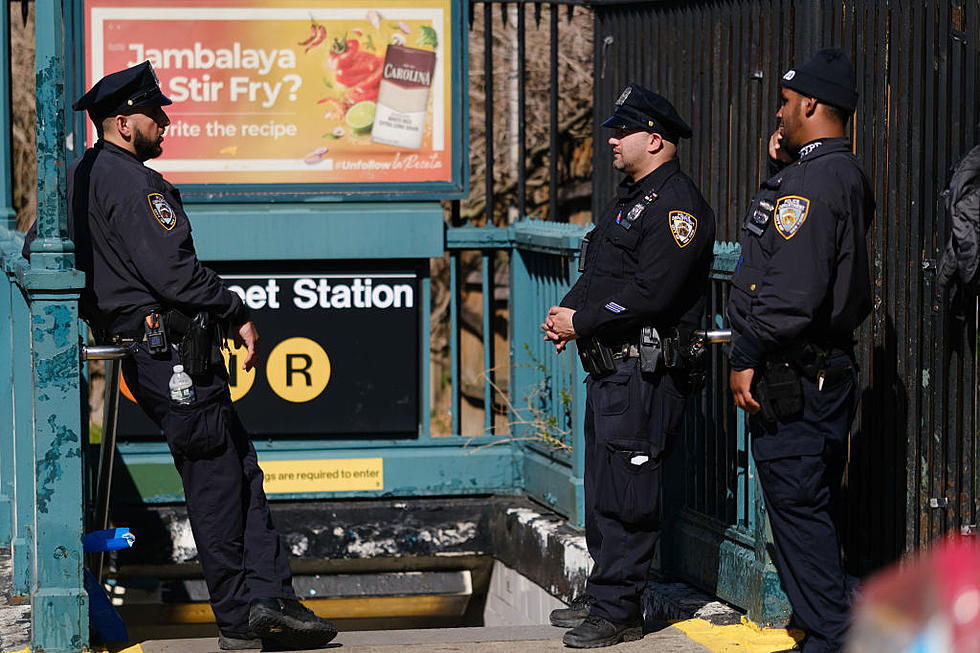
[727,48,874,653]
[543,84,715,648]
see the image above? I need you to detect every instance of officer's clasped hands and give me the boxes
[541,305,577,353]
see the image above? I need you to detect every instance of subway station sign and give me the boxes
[117,270,420,437]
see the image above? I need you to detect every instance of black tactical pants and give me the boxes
[750,358,857,653]
[122,342,296,634]
[583,357,686,625]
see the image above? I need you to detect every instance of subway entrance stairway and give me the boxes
[0,497,806,653]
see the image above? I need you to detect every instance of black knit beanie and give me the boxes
[780,48,858,114]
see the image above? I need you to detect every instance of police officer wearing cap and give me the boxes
[727,49,874,653]
[543,84,715,648]
[23,61,337,650]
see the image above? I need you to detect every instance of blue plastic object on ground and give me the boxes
[83,528,134,642]
[84,568,128,642]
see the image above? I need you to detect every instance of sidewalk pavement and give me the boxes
[136,620,802,653]
[139,624,711,653]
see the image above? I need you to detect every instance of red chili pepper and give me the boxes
[305,25,327,53]
[298,23,318,46]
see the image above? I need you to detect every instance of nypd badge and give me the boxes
[626,202,646,223]
[773,196,810,239]
[147,192,177,230]
[668,210,697,248]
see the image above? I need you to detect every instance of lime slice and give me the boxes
[345,101,376,133]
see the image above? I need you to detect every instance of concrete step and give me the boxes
[139,624,713,653]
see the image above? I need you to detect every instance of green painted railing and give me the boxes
[448,222,589,526]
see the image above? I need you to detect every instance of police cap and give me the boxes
[780,48,858,114]
[601,84,692,144]
[73,61,172,121]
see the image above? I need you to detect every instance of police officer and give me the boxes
[727,49,874,653]
[24,62,337,650]
[543,84,715,648]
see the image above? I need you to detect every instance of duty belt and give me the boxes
[767,340,854,382]
[108,308,194,343]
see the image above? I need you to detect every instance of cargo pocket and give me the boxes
[596,372,632,416]
[162,397,230,460]
[595,440,661,525]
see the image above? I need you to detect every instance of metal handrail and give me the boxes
[699,329,732,344]
[81,345,129,361]
[81,345,129,583]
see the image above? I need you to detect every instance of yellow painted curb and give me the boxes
[671,616,804,652]
[115,644,144,653]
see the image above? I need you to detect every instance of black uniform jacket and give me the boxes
[561,158,715,341]
[23,140,248,336]
[727,138,874,369]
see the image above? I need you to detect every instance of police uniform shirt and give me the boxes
[561,159,715,338]
[727,137,874,370]
[24,140,249,336]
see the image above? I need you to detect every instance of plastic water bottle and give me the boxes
[169,364,195,405]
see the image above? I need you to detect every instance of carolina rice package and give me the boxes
[371,44,436,150]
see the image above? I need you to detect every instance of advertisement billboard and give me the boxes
[84,0,463,197]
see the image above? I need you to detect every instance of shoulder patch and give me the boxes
[773,196,809,239]
[668,210,697,248]
[147,192,177,230]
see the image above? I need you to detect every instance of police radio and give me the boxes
[144,312,168,354]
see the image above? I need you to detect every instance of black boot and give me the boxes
[248,598,338,650]
[550,595,595,628]
[562,615,643,648]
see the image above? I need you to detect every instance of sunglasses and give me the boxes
[613,127,650,139]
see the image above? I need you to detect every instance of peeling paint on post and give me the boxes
[26,285,88,653]
[24,0,89,650]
